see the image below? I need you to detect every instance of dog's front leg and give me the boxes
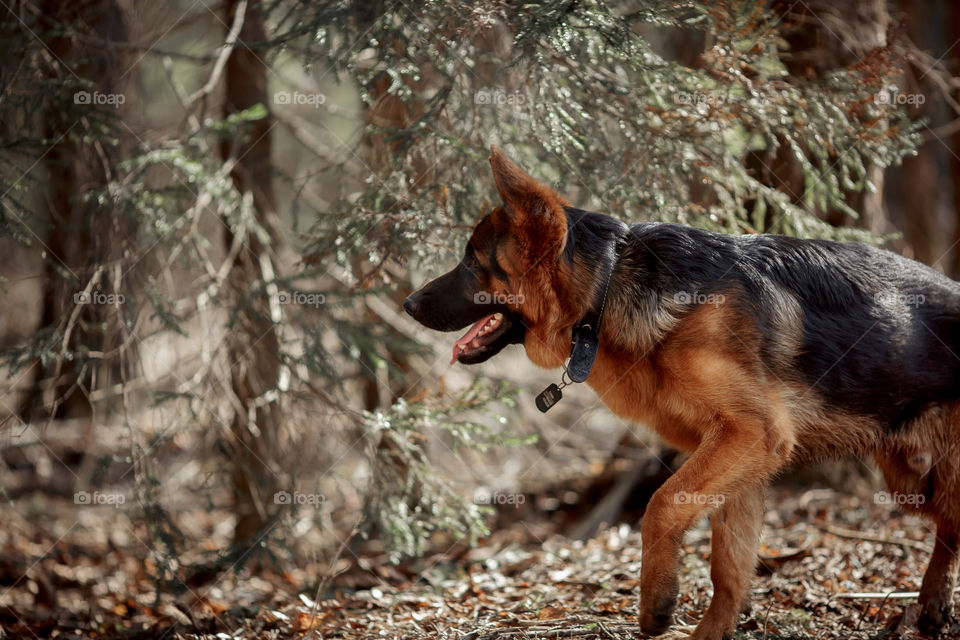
[639,421,776,639]
[692,483,765,640]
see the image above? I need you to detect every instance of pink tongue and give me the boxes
[451,314,495,364]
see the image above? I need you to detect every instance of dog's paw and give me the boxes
[639,611,674,637]
[689,627,733,640]
[898,602,959,638]
[640,593,678,636]
[649,625,695,639]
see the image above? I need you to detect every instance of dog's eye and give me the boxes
[463,254,481,272]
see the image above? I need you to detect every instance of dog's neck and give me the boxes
[567,227,622,382]
[535,211,626,412]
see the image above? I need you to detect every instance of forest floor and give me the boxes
[1,483,958,640]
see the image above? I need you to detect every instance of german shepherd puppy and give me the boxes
[403,147,960,639]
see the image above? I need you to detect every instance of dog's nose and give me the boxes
[402,294,420,317]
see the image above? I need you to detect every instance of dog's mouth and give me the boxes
[451,312,523,364]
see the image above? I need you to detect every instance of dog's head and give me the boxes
[403,146,582,366]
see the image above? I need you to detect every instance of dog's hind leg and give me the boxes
[876,404,960,631]
[690,483,765,640]
[918,519,959,631]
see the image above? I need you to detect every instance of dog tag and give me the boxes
[536,383,563,413]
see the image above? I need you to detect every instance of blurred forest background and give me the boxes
[2,0,960,638]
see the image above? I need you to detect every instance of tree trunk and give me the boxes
[949,1,960,279]
[220,0,282,544]
[19,0,134,421]
[884,0,947,268]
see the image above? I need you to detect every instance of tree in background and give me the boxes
[219,0,283,545]
[3,1,136,423]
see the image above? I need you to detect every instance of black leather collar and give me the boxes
[536,229,623,412]
[567,232,619,382]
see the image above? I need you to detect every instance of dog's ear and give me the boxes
[490,146,539,204]
[489,146,567,251]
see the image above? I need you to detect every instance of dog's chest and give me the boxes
[584,351,709,452]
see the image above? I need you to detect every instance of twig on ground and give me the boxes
[819,523,933,554]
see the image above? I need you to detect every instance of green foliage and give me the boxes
[279,0,919,277]
[362,378,534,561]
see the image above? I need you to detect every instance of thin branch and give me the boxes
[818,523,933,554]
[186,0,248,107]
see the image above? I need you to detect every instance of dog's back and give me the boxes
[620,222,960,429]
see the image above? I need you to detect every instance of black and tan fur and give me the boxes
[403,147,960,639]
